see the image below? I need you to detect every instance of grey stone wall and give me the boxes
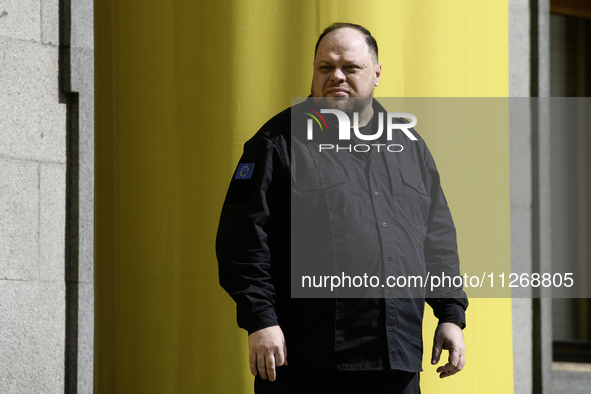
[509,1,534,392]
[0,0,66,392]
[508,2,591,394]
[0,0,94,392]
[67,0,94,391]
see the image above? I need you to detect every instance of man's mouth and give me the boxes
[325,87,350,97]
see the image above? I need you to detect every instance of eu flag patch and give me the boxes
[234,163,255,180]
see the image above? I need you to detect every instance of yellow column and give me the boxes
[95,1,511,392]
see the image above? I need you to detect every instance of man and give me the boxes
[217,23,468,393]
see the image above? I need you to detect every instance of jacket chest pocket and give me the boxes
[399,167,431,238]
[386,155,431,239]
[293,163,355,236]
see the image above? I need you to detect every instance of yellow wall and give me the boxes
[95,1,511,392]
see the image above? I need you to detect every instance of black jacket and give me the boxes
[217,98,468,372]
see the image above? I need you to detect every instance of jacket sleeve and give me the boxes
[422,144,469,328]
[216,133,288,334]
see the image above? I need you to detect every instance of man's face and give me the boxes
[311,28,382,113]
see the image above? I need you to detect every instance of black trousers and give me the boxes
[254,365,420,394]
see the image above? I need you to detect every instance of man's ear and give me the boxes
[375,62,382,87]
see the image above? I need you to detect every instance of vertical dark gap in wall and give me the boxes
[531,103,542,394]
[59,0,79,392]
[531,1,540,98]
[530,1,543,394]
[586,21,591,342]
[65,92,80,394]
[586,21,591,95]
[59,0,71,103]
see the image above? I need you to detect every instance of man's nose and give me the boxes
[330,67,346,83]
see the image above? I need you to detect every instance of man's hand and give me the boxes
[431,322,465,378]
[248,325,287,382]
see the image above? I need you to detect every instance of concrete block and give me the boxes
[39,163,66,282]
[0,0,41,43]
[512,298,532,394]
[509,8,530,97]
[0,159,38,281]
[551,367,591,394]
[78,178,94,285]
[41,0,59,45]
[71,0,94,50]
[509,0,530,11]
[71,47,94,94]
[74,54,95,285]
[510,99,532,209]
[0,38,66,163]
[537,0,551,98]
[0,281,65,393]
[510,205,532,264]
[76,282,94,393]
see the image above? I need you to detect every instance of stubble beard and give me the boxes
[311,84,374,117]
